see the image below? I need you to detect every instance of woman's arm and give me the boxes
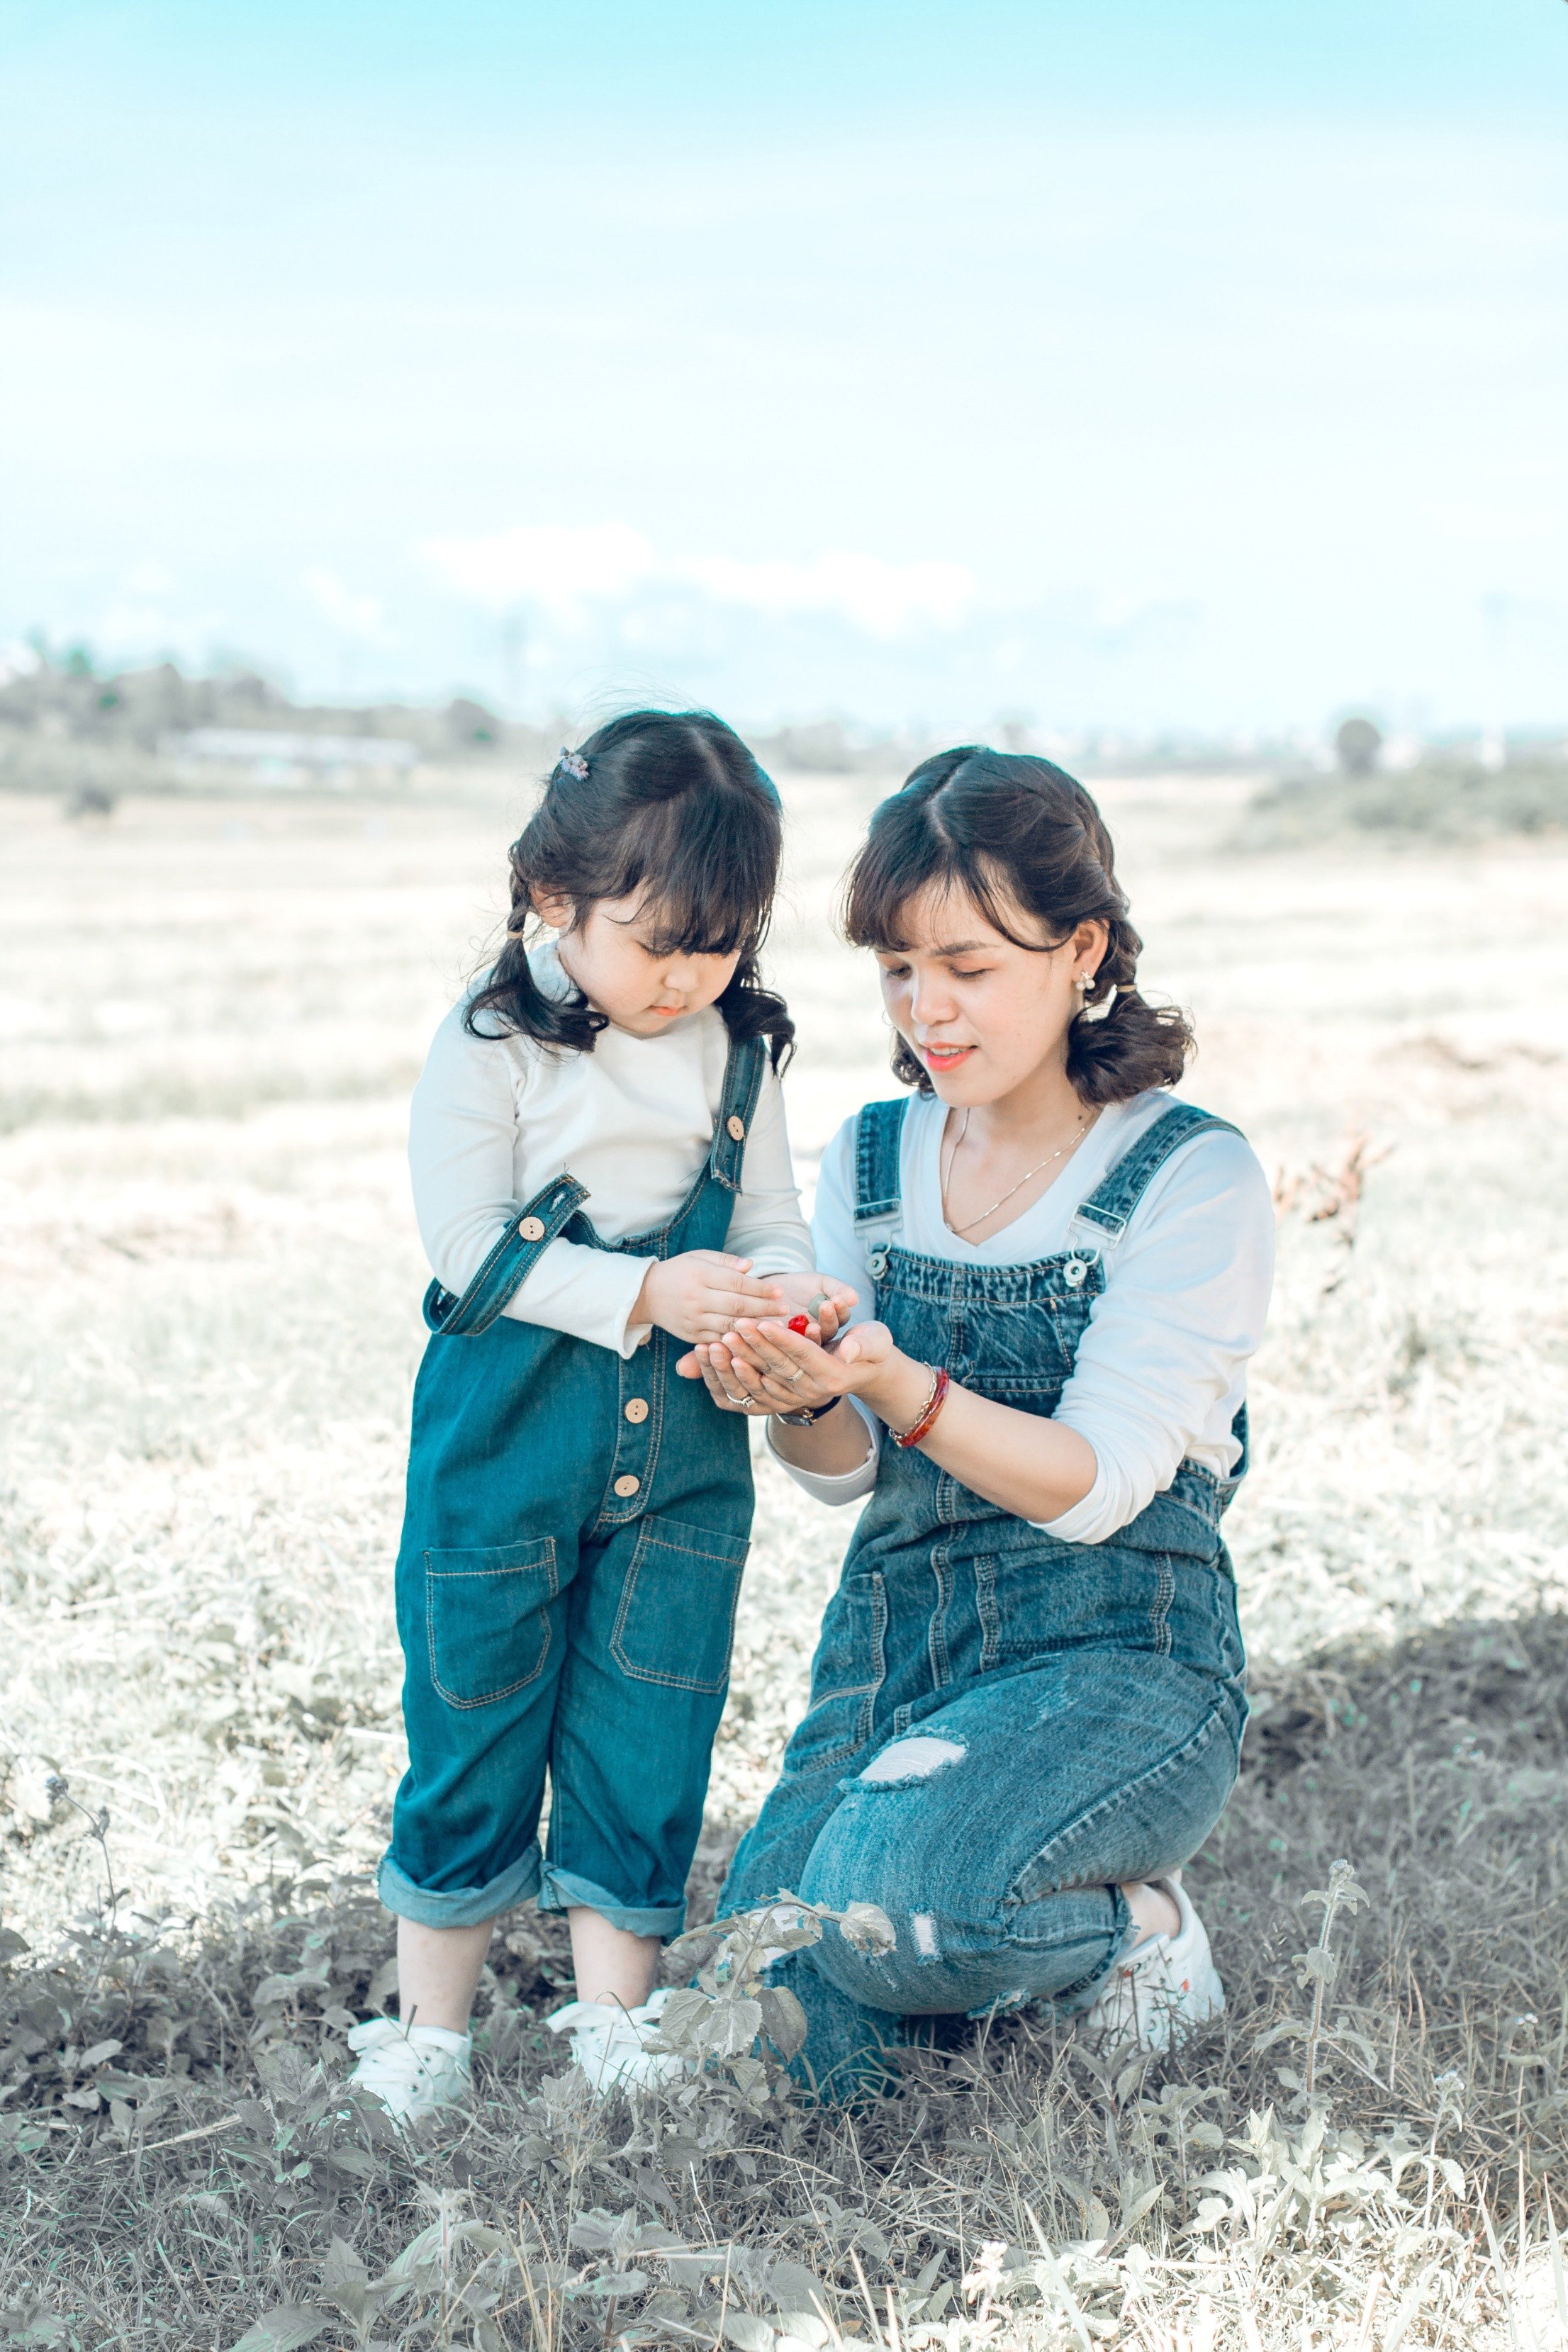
[1038,1129,1274,1539]
[703,1318,1097,1521]
[700,1127,1273,1530]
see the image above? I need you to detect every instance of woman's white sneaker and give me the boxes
[1077,1878,1224,2055]
[546,1986,690,2093]
[345,2019,472,2122]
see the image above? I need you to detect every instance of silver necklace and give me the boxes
[941,1105,1098,1237]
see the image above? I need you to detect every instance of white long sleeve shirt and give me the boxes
[770,1088,1275,1545]
[408,945,815,1358]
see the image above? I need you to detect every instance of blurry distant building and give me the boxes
[163,728,419,785]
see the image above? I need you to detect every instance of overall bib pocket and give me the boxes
[611,1514,749,1693]
[425,1535,559,1708]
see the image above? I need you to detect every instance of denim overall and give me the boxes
[379,1034,768,1938]
[722,1094,1250,2085]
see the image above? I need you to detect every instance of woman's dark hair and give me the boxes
[466,709,794,1068]
[842,746,1193,1104]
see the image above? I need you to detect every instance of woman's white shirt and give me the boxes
[408,944,815,1358]
[771,1088,1275,1545]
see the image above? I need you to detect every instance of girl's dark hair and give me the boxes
[466,709,794,1068]
[843,746,1193,1104]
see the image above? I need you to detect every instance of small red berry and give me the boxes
[788,1314,810,1335]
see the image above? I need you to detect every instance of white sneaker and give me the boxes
[545,1986,690,2093]
[345,2018,472,2122]
[1077,1878,1224,2055]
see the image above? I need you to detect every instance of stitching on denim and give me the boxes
[1006,1699,1234,1903]
[870,1244,1107,1306]
[975,1555,1000,1672]
[708,1036,768,1194]
[432,1173,590,1337]
[609,1514,747,1692]
[927,1545,952,1689]
[793,1568,889,1769]
[1150,1558,1176,1657]
[853,1098,907,1224]
[424,1536,559,1709]
[1072,1104,1241,1241]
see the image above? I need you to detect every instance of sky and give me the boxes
[1,1,1564,735]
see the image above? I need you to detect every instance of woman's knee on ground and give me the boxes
[795,1732,1005,2008]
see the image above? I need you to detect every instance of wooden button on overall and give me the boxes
[518,1215,546,1241]
[613,1474,641,1498]
[624,1397,649,1423]
[726,1114,746,1141]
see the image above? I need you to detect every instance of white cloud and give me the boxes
[302,566,391,643]
[421,522,657,612]
[126,561,174,595]
[419,523,976,639]
[678,551,976,639]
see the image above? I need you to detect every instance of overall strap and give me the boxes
[1071,1099,1240,1243]
[853,1097,908,1226]
[707,1034,770,1194]
[427,1170,589,1338]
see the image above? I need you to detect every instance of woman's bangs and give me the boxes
[846,823,1019,955]
[847,786,1062,956]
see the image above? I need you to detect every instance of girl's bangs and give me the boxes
[605,791,777,960]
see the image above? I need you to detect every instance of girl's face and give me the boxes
[536,890,741,1038]
[874,881,1107,1107]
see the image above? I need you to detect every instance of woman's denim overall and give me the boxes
[722,1094,1250,2088]
[379,1035,768,1938]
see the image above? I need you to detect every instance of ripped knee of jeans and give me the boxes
[856,1735,967,1788]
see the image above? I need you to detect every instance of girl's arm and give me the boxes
[409,1006,654,1357]
[708,1128,1275,1534]
[721,1060,817,1280]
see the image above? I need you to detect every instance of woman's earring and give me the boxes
[1078,979,1119,1024]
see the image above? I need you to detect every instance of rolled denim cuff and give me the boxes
[1053,1882,1136,2014]
[376,1842,542,1928]
[537,1864,686,1940]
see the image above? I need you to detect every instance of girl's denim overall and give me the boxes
[721,1094,1250,2088]
[379,1035,768,1938]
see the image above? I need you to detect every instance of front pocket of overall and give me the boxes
[610,1514,749,1693]
[424,1535,559,1708]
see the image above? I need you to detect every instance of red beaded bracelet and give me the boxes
[892,1365,951,1450]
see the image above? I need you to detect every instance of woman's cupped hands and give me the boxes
[675,1274,892,1416]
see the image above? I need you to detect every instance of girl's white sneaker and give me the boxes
[1077,1878,1225,2055]
[345,2018,473,2122]
[545,1986,689,2093]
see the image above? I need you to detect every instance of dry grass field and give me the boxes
[3,769,1568,2348]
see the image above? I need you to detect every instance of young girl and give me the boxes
[686,747,1274,2092]
[350,710,851,2119]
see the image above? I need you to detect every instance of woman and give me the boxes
[681,747,1274,2093]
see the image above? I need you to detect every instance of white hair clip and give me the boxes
[558,746,589,780]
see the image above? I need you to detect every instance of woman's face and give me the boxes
[873,881,1107,1107]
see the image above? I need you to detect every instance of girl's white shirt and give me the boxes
[408,943,815,1359]
[770,1087,1275,1546]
